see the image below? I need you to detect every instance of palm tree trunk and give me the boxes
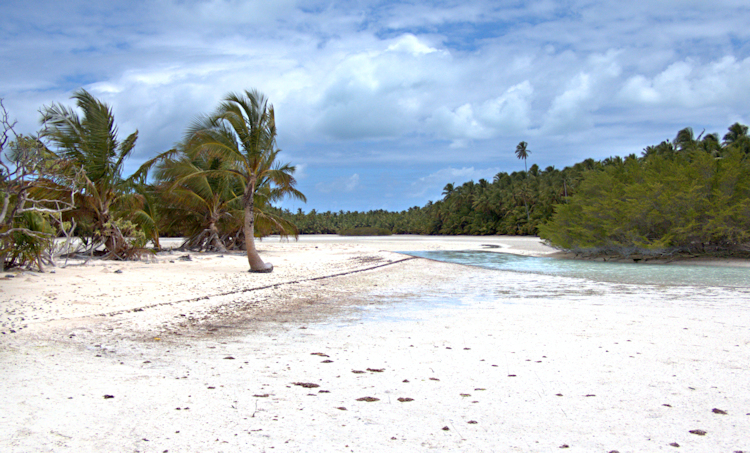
[244,183,273,273]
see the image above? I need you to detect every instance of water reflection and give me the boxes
[400,250,750,288]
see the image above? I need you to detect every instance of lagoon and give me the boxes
[401,250,750,288]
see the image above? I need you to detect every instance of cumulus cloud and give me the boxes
[2,0,750,211]
[618,56,750,108]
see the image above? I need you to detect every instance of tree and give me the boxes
[40,89,142,259]
[514,141,531,221]
[1,100,77,271]
[515,141,531,172]
[185,89,305,272]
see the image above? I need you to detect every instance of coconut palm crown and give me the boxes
[40,89,139,258]
[185,89,305,272]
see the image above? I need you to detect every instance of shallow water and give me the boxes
[400,250,750,288]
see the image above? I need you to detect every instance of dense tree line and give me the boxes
[278,160,595,235]
[539,125,750,256]
[278,123,750,257]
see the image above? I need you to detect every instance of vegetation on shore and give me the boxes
[2,86,748,270]
[1,89,303,271]
[276,124,750,258]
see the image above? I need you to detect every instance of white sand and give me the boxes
[1,235,749,452]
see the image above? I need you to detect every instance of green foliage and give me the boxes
[539,140,750,256]
[338,227,392,236]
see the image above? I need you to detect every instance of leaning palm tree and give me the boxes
[185,89,305,272]
[40,89,140,259]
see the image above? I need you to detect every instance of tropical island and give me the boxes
[2,89,750,452]
[3,89,749,272]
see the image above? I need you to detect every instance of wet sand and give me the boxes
[1,235,749,452]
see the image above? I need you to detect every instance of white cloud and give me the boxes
[2,0,750,211]
[316,173,360,194]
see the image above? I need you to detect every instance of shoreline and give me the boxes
[2,236,749,451]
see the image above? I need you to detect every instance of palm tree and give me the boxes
[515,141,531,172]
[722,123,748,146]
[40,89,139,259]
[152,149,239,252]
[186,89,305,272]
[514,141,531,221]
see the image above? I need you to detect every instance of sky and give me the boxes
[2,0,749,212]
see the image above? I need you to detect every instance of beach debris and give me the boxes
[662,404,672,407]
[429,377,440,381]
[318,390,330,393]
[114,269,123,274]
[292,382,319,388]
[311,352,329,357]
[442,426,450,431]
[397,397,413,402]
[321,360,333,363]
[689,429,707,436]
[585,394,596,397]
[356,397,379,402]
[467,420,478,424]
[403,379,410,383]
[224,356,235,360]
[253,394,269,398]
[464,347,471,350]
[669,443,680,447]
[103,394,114,399]
[367,368,384,373]
[712,408,727,414]
[460,393,471,397]
[179,254,192,261]
[352,370,365,374]
[508,374,516,377]
[475,388,485,391]
[559,445,569,449]
[207,386,215,389]
[336,407,347,410]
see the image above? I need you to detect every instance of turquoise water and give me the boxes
[401,250,750,288]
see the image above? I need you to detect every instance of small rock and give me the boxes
[712,408,727,415]
[689,429,707,436]
[356,396,379,402]
[103,395,115,399]
[292,382,319,388]
[114,269,123,274]
[669,442,680,447]
[559,445,569,449]
[442,426,450,431]
[397,397,413,402]
[467,420,478,424]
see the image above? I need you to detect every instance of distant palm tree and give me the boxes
[723,123,749,146]
[514,141,531,221]
[186,89,305,272]
[515,141,531,172]
[40,89,139,259]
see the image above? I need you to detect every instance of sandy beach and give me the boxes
[1,235,749,452]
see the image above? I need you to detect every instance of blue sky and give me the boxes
[2,0,749,212]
